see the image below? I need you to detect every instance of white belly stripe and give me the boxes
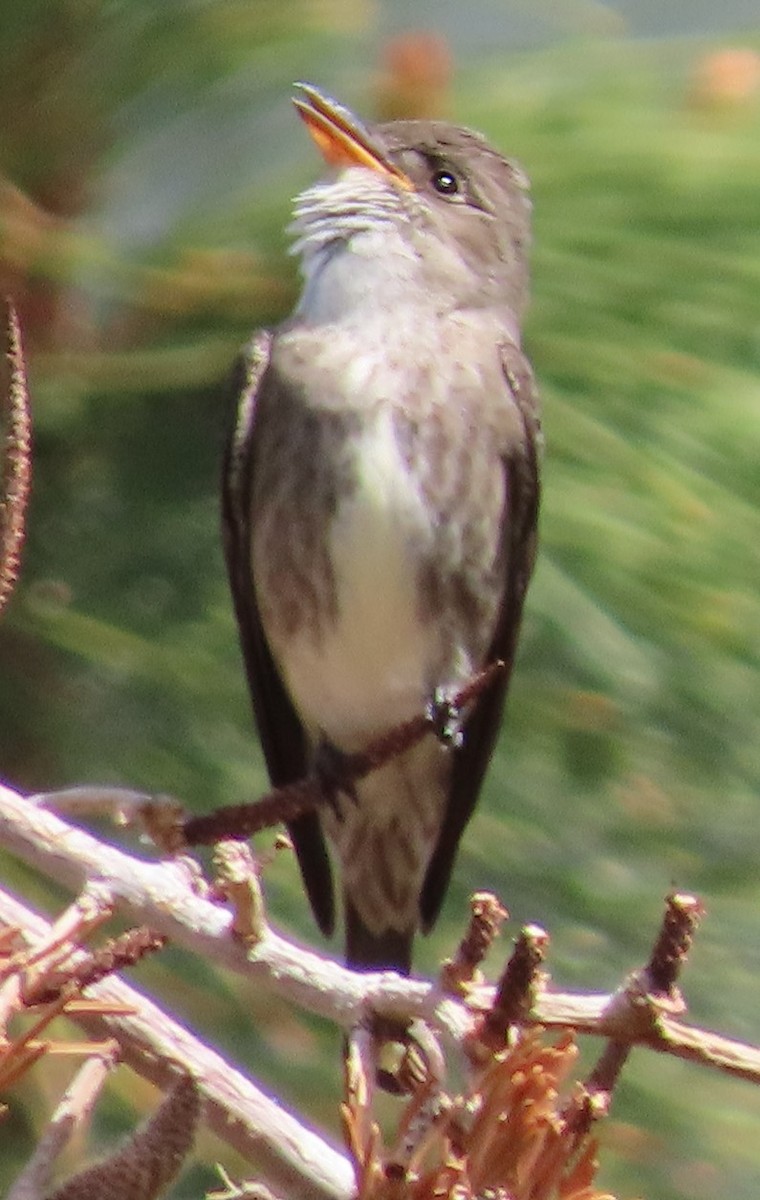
[277,407,437,748]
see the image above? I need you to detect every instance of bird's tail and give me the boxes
[344,895,413,974]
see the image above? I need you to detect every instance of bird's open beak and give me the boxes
[293,83,413,190]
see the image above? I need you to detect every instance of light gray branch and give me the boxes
[7,1052,117,1200]
[2,778,760,1090]
[0,882,354,1200]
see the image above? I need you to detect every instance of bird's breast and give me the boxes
[273,406,443,749]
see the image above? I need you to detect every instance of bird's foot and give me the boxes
[426,687,465,748]
[369,1017,445,1095]
[314,738,359,822]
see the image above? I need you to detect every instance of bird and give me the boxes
[222,84,541,975]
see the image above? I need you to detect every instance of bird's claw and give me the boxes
[426,688,464,748]
[370,1016,445,1094]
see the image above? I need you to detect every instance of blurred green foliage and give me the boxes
[1,3,760,1197]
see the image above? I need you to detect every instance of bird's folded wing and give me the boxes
[221,332,335,936]
[420,339,541,931]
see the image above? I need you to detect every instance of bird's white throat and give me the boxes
[295,224,425,327]
[289,169,427,326]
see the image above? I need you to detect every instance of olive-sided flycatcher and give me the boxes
[222,86,541,974]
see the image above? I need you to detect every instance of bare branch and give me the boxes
[2,780,760,1088]
[7,1051,118,1200]
[0,883,354,1200]
[0,780,458,1036]
[480,923,550,1049]
[439,891,508,996]
[582,1039,630,1117]
[643,890,704,998]
[180,662,505,847]
[213,839,267,945]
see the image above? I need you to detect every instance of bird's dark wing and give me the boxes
[221,332,335,935]
[420,341,541,931]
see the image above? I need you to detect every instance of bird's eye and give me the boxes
[431,168,460,197]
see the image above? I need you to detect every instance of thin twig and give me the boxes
[0,300,32,618]
[7,1050,118,1200]
[475,924,549,1054]
[644,890,704,997]
[440,891,509,996]
[22,926,167,1006]
[182,662,505,847]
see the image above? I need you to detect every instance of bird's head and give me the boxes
[289,84,531,320]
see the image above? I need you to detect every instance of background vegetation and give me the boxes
[1,3,759,1197]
